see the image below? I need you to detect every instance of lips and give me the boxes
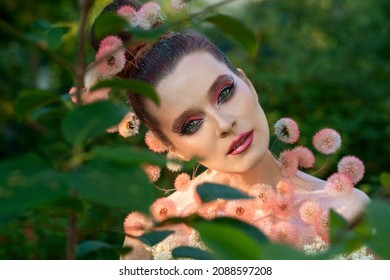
[227,130,254,155]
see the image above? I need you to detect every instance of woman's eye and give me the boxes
[181,118,203,135]
[217,84,235,105]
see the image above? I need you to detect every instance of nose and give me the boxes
[209,108,236,138]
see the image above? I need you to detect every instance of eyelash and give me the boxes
[180,78,236,135]
[216,79,235,106]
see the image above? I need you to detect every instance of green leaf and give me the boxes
[91,79,159,105]
[61,101,127,147]
[76,240,113,258]
[172,246,215,260]
[138,230,175,246]
[380,172,390,195]
[196,183,252,203]
[69,160,155,212]
[87,0,113,30]
[26,20,69,50]
[204,14,258,56]
[92,145,166,167]
[45,26,69,50]
[92,12,128,41]
[366,199,390,259]
[0,154,68,224]
[262,243,309,260]
[193,220,261,259]
[126,24,169,40]
[14,89,60,120]
[329,209,349,244]
[200,217,269,245]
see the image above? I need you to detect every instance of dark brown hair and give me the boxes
[90,0,239,146]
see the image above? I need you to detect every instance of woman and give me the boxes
[82,0,370,259]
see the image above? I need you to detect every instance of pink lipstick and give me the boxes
[227,130,254,155]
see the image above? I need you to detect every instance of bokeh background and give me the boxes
[0,0,389,259]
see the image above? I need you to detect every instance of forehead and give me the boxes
[151,51,234,110]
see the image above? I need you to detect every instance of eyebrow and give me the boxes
[171,74,232,133]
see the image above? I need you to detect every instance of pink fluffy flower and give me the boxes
[123,211,153,237]
[134,2,163,29]
[274,117,300,144]
[117,5,136,22]
[150,197,178,222]
[197,199,227,220]
[142,164,161,183]
[278,149,299,177]
[145,130,168,153]
[272,195,293,219]
[95,36,126,77]
[99,35,123,49]
[174,173,191,192]
[292,146,315,168]
[313,212,330,243]
[166,151,183,172]
[248,184,276,213]
[224,199,256,224]
[299,201,323,225]
[337,155,365,184]
[325,172,353,196]
[270,221,299,246]
[118,112,140,137]
[212,172,242,189]
[276,179,295,199]
[313,128,341,155]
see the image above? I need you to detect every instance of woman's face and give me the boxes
[146,51,270,173]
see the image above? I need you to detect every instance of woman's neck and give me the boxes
[231,150,282,192]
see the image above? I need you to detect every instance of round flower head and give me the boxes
[271,221,299,246]
[95,36,126,77]
[118,112,140,138]
[145,130,168,153]
[272,195,293,219]
[142,164,161,183]
[337,155,365,184]
[150,197,178,222]
[174,172,191,192]
[278,149,299,177]
[166,151,183,172]
[314,212,330,243]
[248,183,276,213]
[325,172,353,196]
[299,200,323,225]
[134,2,163,30]
[123,211,153,237]
[292,146,315,169]
[224,199,256,224]
[117,5,136,22]
[276,179,295,199]
[197,199,226,220]
[313,128,341,155]
[274,117,300,144]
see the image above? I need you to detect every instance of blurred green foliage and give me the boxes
[0,0,389,259]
